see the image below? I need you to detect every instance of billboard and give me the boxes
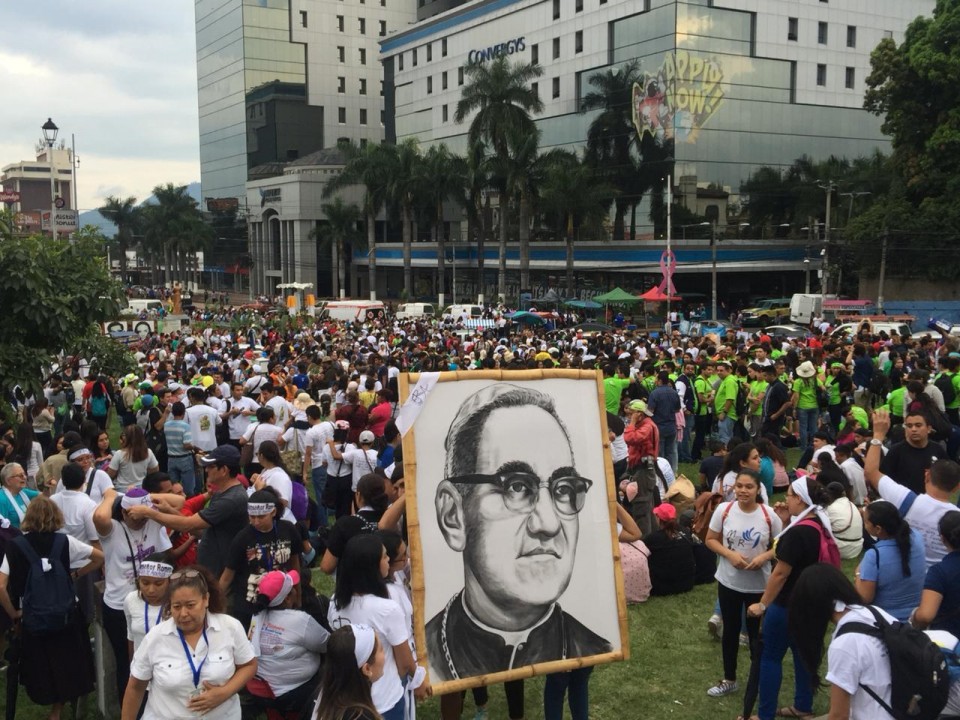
[41,210,79,232]
[632,50,726,145]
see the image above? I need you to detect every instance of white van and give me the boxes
[321,300,386,322]
[832,320,913,339]
[442,304,484,321]
[395,302,435,320]
[120,299,165,316]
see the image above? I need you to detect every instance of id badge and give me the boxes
[189,687,204,700]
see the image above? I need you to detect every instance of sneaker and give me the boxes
[739,632,750,647]
[707,680,738,698]
[708,613,722,640]
[474,708,489,720]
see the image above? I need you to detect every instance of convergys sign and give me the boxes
[468,36,525,63]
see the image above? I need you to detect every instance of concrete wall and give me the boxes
[859,276,960,303]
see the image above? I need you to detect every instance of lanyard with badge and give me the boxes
[144,602,163,635]
[178,627,210,696]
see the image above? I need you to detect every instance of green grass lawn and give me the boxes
[4,432,842,719]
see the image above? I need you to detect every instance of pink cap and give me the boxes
[653,503,677,522]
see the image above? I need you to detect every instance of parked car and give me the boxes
[761,324,810,339]
[739,297,792,326]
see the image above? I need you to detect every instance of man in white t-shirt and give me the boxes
[240,407,285,460]
[50,461,99,545]
[222,382,260,443]
[328,430,379,491]
[866,409,960,567]
[261,383,293,428]
[185,386,221,452]
[825,605,895,719]
[56,446,114,502]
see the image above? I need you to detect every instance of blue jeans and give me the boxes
[797,408,818,452]
[311,466,329,528]
[717,416,735,445]
[678,413,695,463]
[166,454,196,496]
[380,694,405,720]
[659,431,678,474]
[544,667,592,720]
[757,602,813,720]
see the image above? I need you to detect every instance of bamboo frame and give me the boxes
[399,369,630,694]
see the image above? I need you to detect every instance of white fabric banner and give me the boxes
[395,372,440,437]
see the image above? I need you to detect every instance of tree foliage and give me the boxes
[0,214,123,396]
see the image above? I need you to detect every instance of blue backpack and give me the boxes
[90,392,108,417]
[14,534,76,636]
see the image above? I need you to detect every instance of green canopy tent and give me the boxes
[592,287,642,304]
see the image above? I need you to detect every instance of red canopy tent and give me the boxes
[637,286,681,302]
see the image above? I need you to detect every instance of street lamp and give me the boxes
[42,118,59,241]
[710,222,718,320]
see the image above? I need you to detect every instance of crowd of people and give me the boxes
[1,297,960,719]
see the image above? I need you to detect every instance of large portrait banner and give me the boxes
[399,369,629,693]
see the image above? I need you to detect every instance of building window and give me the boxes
[552,77,560,98]
[845,67,855,89]
[847,25,856,48]
[338,107,346,123]
[816,64,826,86]
[818,21,828,44]
[359,48,367,64]
[360,78,367,94]
[552,0,559,20]
[338,46,345,62]
[360,138,367,148]
[379,20,386,36]
[338,76,346,93]
[359,17,366,34]
[412,47,418,66]
[360,108,368,125]
[427,76,433,94]
[531,82,538,99]
[788,17,798,41]
[458,67,464,85]
[381,0,385,6]
[380,80,384,96]
[337,15,344,31]
[381,110,385,124]
[531,43,539,64]
[442,105,448,122]
[575,0,582,11]
[442,38,447,57]
[553,37,560,59]
[883,30,893,39]
[575,31,582,53]
[600,0,606,5]
[427,44,432,62]
[442,71,448,90]
[299,10,307,27]
[398,53,404,71]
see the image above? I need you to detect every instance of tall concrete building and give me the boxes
[194,0,416,211]
[1,144,75,235]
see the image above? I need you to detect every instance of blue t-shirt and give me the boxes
[924,550,960,638]
[758,456,775,499]
[858,529,926,622]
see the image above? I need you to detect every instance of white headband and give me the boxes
[269,573,295,608]
[775,477,837,541]
[68,447,92,460]
[138,561,174,579]
[247,503,276,516]
[352,624,377,668]
[120,493,154,511]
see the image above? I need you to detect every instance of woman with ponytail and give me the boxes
[313,624,385,720]
[247,569,329,716]
[855,500,925,621]
[913,511,960,637]
[747,477,836,720]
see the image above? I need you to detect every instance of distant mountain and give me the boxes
[78,182,202,236]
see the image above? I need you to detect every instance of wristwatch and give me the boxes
[869,439,883,447]
[757,602,766,614]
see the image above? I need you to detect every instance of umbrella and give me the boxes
[592,287,642,304]
[534,289,562,305]
[638,286,682,302]
[564,299,602,310]
[505,311,546,325]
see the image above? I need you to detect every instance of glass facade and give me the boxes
[195,0,315,204]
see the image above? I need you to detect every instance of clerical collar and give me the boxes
[460,592,556,650]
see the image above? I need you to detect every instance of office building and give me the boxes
[1,144,75,235]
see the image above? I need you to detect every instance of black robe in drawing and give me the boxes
[425,590,612,681]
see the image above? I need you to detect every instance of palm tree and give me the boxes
[463,140,493,302]
[316,198,363,298]
[421,145,468,306]
[541,154,616,296]
[324,142,395,300]
[141,184,205,289]
[98,195,140,284]
[581,61,643,241]
[456,55,543,301]
[386,138,423,299]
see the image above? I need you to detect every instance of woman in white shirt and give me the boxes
[123,554,173,656]
[108,425,160,492]
[122,566,257,720]
[704,469,782,702]
[250,440,296,523]
[247,569,329,715]
[328,533,424,720]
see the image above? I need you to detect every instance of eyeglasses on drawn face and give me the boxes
[448,472,593,516]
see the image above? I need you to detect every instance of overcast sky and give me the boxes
[0,2,199,212]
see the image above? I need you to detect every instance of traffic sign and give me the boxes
[0,190,20,203]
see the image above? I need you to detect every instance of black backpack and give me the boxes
[627,457,662,537]
[735,382,750,418]
[934,373,957,406]
[836,605,950,720]
[13,534,76,636]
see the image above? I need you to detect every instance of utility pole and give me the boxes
[878,227,888,313]
[710,221,718,321]
[666,174,672,320]
[818,182,836,297]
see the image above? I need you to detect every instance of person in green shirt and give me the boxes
[887,385,906,423]
[692,364,716,460]
[941,355,960,425]
[824,362,852,432]
[602,363,634,414]
[792,360,822,468]
[713,362,740,444]
[747,363,768,440]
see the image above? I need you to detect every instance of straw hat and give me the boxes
[293,392,315,410]
[796,361,816,378]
